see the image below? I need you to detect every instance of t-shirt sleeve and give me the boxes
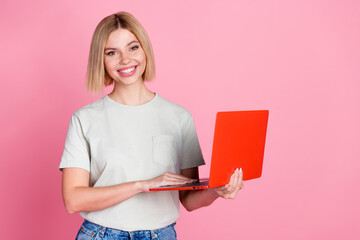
[59,113,90,172]
[180,112,205,169]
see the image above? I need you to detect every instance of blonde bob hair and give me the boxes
[86,11,156,93]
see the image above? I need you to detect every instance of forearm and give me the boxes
[180,188,219,212]
[64,181,145,214]
[63,170,193,214]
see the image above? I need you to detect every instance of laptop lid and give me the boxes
[208,110,269,188]
[149,110,269,191]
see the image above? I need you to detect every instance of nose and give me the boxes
[119,52,131,65]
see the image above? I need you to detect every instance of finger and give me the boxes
[163,172,194,182]
[163,173,197,185]
[239,168,243,181]
[213,186,227,196]
[159,179,192,187]
[217,184,234,197]
[237,168,244,189]
[232,168,243,190]
[173,174,194,182]
[230,169,240,192]
[214,186,227,192]
[226,170,238,192]
[214,189,229,198]
[234,176,244,193]
[229,174,245,198]
[214,171,238,197]
[223,169,242,198]
[163,176,193,184]
[163,172,190,179]
[228,171,236,186]
[231,181,244,198]
[226,187,240,199]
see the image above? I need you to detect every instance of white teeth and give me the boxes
[119,66,136,73]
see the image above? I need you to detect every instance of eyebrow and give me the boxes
[104,40,139,51]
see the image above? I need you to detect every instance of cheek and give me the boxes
[104,58,110,70]
[138,55,147,73]
[141,55,147,65]
[136,50,147,65]
[104,58,116,71]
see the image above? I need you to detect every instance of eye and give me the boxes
[130,45,139,51]
[106,51,117,56]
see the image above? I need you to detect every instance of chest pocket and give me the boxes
[152,135,177,167]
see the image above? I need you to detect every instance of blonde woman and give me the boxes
[60,11,243,240]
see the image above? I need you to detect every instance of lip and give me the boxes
[117,65,138,77]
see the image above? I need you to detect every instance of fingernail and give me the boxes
[240,168,243,173]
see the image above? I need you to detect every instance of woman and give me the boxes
[60,11,243,240]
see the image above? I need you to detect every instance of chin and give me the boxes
[115,77,142,86]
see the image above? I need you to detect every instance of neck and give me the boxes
[108,81,155,106]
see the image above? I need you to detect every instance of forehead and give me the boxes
[105,28,138,47]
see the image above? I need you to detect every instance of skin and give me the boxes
[62,28,244,214]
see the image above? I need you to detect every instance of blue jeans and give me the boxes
[75,220,177,240]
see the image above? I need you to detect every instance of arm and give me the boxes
[179,167,244,212]
[62,167,194,214]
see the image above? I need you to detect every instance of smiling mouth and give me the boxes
[118,66,137,74]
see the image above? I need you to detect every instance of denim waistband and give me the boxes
[80,219,176,239]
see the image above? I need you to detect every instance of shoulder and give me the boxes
[72,96,107,121]
[156,95,193,119]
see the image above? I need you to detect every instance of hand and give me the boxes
[141,172,195,192]
[212,168,244,199]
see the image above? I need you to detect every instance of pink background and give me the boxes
[1,0,359,239]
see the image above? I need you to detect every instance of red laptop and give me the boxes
[149,110,269,191]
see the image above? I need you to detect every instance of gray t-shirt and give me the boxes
[59,94,205,231]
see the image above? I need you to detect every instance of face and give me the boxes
[104,28,146,86]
